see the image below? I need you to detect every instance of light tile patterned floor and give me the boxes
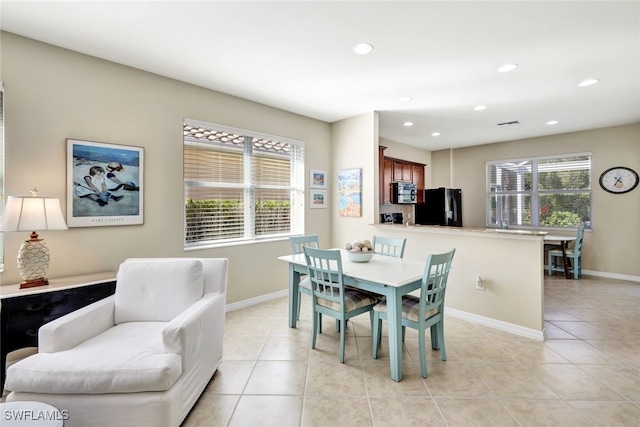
[184,274,640,426]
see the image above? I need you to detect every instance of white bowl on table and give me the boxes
[345,250,373,263]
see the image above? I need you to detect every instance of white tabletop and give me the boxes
[278,249,425,287]
[544,234,575,242]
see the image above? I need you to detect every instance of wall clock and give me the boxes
[598,166,639,194]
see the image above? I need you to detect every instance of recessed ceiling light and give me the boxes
[352,43,374,55]
[578,78,599,87]
[546,120,559,125]
[403,121,414,127]
[474,105,487,111]
[498,63,518,73]
[431,132,441,137]
[399,96,413,103]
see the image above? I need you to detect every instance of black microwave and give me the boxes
[392,182,417,204]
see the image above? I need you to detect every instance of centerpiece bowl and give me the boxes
[344,239,374,262]
[345,250,373,263]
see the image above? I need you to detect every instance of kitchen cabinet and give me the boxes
[379,146,426,204]
[382,157,394,204]
[393,161,413,182]
[412,164,425,203]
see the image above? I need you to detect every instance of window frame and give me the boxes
[183,118,305,249]
[486,152,592,230]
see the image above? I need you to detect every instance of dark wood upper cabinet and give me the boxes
[412,164,425,203]
[379,146,426,205]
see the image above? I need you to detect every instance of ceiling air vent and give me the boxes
[497,120,520,127]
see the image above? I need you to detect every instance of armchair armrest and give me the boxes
[39,296,116,353]
[162,292,225,371]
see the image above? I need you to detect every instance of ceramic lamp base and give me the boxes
[17,233,51,289]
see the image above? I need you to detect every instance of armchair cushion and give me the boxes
[115,259,204,324]
[6,322,181,394]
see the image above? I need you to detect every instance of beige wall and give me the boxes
[330,112,378,246]
[0,32,333,303]
[432,124,640,279]
[430,149,452,188]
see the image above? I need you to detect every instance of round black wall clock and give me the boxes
[599,166,639,194]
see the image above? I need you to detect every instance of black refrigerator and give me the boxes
[414,188,462,227]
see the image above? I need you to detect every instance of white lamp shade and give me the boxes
[1,196,68,231]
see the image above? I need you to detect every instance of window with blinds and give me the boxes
[487,153,591,229]
[183,119,304,248]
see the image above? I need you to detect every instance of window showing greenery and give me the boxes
[487,153,591,229]
[183,119,304,248]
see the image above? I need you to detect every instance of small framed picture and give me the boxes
[310,169,327,189]
[310,189,327,209]
[67,139,144,227]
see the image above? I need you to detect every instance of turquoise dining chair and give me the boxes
[303,247,379,363]
[372,248,455,378]
[548,223,586,279]
[371,236,407,258]
[289,234,319,320]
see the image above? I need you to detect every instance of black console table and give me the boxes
[0,272,116,391]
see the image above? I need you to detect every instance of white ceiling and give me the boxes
[1,1,639,150]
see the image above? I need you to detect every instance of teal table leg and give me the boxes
[288,264,300,328]
[385,287,404,381]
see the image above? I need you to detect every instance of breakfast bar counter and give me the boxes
[370,223,547,340]
[374,223,548,237]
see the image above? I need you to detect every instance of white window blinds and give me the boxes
[487,154,591,228]
[184,119,304,247]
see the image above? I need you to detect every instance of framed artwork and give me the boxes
[338,168,362,217]
[310,169,327,189]
[66,139,144,227]
[310,189,327,209]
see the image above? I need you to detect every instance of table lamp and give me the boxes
[0,190,68,288]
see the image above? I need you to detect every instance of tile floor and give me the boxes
[182,274,640,426]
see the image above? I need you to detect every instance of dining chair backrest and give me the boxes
[420,249,456,317]
[371,236,407,258]
[573,222,586,256]
[302,247,344,305]
[371,247,456,378]
[303,246,379,363]
[290,234,319,255]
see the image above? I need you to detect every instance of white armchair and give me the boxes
[5,257,228,427]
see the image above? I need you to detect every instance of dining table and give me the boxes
[278,249,426,382]
[544,234,575,279]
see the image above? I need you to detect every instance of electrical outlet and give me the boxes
[475,275,485,291]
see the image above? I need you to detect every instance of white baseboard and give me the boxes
[225,289,288,312]
[444,307,545,341]
[543,266,640,282]
[581,269,640,282]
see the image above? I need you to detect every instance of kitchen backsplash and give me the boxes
[379,203,413,222]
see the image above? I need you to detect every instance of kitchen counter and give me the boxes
[370,222,546,340]
[373,223,547,237]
